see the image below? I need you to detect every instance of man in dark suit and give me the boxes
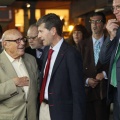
[99,0,120,120]
[25,24,44,71]
[36,13,86,120]
[80,12,110,120]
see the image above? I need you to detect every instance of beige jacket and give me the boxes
[0,52,39,120]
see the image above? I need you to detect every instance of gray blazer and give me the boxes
[0,51,39,120]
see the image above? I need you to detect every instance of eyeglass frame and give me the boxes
[5,37,27,44]
[26,35,38,41]
[89,19,104,24]
[111,5,120,11]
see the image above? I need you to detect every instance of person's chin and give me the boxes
[20,51,25,55]
[43,43,48,46]
[19,49,25,54]
[30,46,36,49]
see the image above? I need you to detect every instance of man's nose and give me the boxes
[20,40,25,45]
[38,32,41,38]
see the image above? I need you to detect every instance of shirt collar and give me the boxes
[4,50,22,63]
[50,38,63,51]
[92,35,104,46]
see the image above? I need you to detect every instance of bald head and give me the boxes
[27,24,43,49]
[2,29,26,59]
[2,29,22,42]
[27,24,38,38]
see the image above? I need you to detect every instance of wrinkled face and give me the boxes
[90,15,105,35]
[113,0,120,22]
[72,31,83,44]
[38,23,53,46]
[27,26,43,49]
[3,31,25,59]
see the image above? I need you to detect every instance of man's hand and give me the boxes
[88,78,99,88]
[96,73,104,81]
[13,76,29,87]
[106,19,119,40]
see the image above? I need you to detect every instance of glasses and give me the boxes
[111,5,120,11]
[5,37,27,44]
[89,19,103,24]
[26,35,38,41]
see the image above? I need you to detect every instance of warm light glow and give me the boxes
[46,9,69,31]
[15,9,24,32]
[28,9,41,20]
[68,25,74,32]
[15,9,41,32]
[35,9,41,20]
[15,24,22,26]
[26,3,30,8]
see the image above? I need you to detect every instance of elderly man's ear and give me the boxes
[2,41,7,48]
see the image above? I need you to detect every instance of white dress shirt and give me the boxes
[44,39,63,100]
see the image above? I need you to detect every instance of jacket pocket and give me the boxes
[0,114,13,120]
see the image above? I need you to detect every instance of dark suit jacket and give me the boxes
[99,28,120,104]
[40,40,86,120]
[80,37,109,101]
[25,47,43,71]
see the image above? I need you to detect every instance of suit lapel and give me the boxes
[96,35,106,67]
[87,38,95,67]
[51,41,68,78]
[96,36,106,67]
[40,41,68,83]
[0,52,18,78]
[22,55,34,99]
[111,30,120,64]
[22,56,32,79]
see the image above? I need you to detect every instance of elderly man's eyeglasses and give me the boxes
[111,5,120,11]
[5,37,27,44]
[26,35,38,41]
[89,20,103,24]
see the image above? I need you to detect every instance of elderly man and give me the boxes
[25,24,44,71]
[0,29,39,120]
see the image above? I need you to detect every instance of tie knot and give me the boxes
[95,40,100,45]
[48,49,54,59]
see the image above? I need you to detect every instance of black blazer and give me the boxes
[40,40,86,120]
[99,28,120,104]
[25,47,44,71]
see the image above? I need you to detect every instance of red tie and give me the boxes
[40,49,54,103]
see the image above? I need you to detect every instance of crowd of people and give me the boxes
[0,0,120,120]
